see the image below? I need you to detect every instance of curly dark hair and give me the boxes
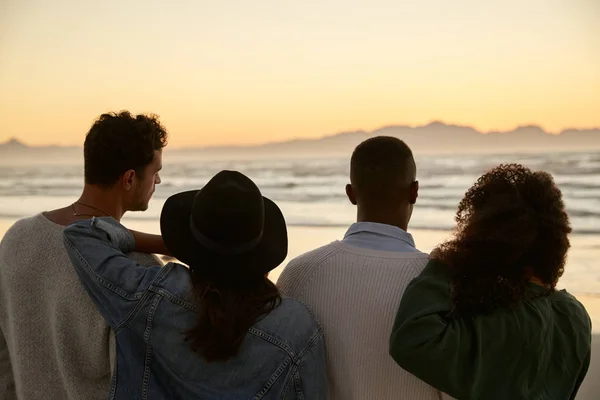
[433,164,571,314]
[84,111,168,186]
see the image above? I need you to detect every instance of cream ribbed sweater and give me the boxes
[0,214,160,400]
[278,241,443,400]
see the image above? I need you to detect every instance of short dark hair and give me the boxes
[435,164,572,314]
[84,111,168,186]
[350,136,416,206]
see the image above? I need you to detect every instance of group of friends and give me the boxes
[0,111,592,400]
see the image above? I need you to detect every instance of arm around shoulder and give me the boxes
[63,217,166,329]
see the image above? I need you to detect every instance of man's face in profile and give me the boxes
[131,150,163,212]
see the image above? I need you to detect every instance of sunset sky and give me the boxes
[0,0,598,147]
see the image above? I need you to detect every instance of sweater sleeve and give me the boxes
[0,324,16,400]
[389,260,477,399]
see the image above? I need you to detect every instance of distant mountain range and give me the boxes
[1,122,599,163]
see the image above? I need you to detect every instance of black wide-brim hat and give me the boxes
[160,170,288,281]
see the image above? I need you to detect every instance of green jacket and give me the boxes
[390,260,591,400]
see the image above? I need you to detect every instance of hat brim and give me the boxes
[160,190,288,280]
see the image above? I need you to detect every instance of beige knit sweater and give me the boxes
[0,214,160,400]
[278,241,444,400]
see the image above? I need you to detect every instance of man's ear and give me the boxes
[346,184,357,205]
[122,169,136,191]
[409,180,419,205]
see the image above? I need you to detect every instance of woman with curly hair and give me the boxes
[389,164,591,400]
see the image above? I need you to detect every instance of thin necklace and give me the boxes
[72,201,110,217]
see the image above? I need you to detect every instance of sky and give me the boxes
[0,0,598,148]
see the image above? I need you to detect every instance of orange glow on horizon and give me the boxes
[1,0,598,148]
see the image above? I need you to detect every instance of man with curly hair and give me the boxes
[0,111,168,400]
[390,164,592,399]
[278,136,444,399]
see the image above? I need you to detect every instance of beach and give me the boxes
[1,217,599,398]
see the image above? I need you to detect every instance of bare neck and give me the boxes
[76,184,127,222]
[43,185,127,227]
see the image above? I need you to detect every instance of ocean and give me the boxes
[1,151,599,234]
[1,150,599,295]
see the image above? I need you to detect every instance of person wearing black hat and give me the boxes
[63,170,328,400]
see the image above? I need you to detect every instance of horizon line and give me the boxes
[2,120,600,149]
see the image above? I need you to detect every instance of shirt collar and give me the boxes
[344,222,416,248]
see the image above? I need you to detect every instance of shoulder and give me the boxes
[550,290,592,330]
[1,214,52,244]
[279,242,343,280]
[401,251,430,272]
[276,297,319,327]
[252,297,322,353]
[508,290,592,358]
[5,214,46,233]
[418,258,452,278]
[277,242,343,294]
[151,261,196,308]
[286,241,344,269]
[259,297,319,326]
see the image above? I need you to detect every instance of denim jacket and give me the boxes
[63,217,327,400]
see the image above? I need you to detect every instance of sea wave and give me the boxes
[1,151,599,235]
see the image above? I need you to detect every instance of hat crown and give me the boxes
[191,171,265,247]
[160,170,288,281]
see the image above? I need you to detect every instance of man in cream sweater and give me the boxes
[278,136,444,399]
[0,111,168,400]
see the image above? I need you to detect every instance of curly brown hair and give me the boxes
[433,164,572,314]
